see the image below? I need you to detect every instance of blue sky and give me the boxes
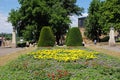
[0,0,92,33]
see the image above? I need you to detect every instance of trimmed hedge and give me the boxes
[38,26,55,47]
[66,27,83,46]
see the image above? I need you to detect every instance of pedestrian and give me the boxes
[82,41,85,46]
[94,39,97,45]
[26,41,29,47]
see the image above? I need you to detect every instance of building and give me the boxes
[78,17,87,28]
[78,17,87,38]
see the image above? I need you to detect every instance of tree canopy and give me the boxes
[8,0,83,44]
[100,0,120,34]
[85,0,102,41]
[85,0,120,41]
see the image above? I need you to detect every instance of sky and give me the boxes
[0,0,92,33]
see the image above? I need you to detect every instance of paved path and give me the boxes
[0,47,24,56]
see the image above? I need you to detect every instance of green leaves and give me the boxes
[85,0,102,41]
[38,26,55,47]
[100,0,120,33]
[66,27,83,46]
[9,0,82,43]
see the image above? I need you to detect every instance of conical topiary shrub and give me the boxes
[66,27,83,46]
[38,26,55,47]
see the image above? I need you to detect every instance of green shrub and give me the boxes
[100,36,109,42]
[38,26,55,47]
[17,41,26,47]
[66,27,83,46]
[116,37,120,42]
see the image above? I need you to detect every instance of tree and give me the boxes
[8,0,83,44]
[66,27,83,46]
[38,27,55,47]
[100,0,120,36]
[8,9,21,33]
[85,0,102,41]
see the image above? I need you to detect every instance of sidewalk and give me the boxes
[0,47,24,56]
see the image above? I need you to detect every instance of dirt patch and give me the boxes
[0,47,36,66]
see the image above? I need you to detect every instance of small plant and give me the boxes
[38,26,55,47]
[17,41,26,47]
[47,70,71,80]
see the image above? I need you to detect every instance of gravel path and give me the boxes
[86,42,120,52]
[96,45,120,52]
[0,47,24,56]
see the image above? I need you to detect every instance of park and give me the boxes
[0,0,120,80]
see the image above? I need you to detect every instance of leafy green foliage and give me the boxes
[66,27,83,46]
[17,41,26,47]
[100,0,120,35]
[22,25,36,41]
[85,0,102,41]
[8,0,83,43]
[100,36,109,42]
[0,33,12,40]
[8,9,21,27]
[38,27,55,47]
[85,0,120,39]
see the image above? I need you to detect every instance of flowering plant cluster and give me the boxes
[29,49,98,62]
[47,70,70,80]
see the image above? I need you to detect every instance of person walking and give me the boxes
[94,39,97,45]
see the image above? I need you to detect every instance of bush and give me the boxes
[38,26,55,47]
[66,27,83,46]
[116,37,120,42]
[17,41,26,47]
[100,36,109,42]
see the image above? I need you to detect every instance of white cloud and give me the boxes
[0,13,12,33]
[70,13,88,27]
[70,15,78,27]
[79,13,88,18]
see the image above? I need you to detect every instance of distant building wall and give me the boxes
[78,17,89,43]
[78,17,87,28]
[78,17,87,37]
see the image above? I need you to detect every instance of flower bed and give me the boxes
[29,49,98,62]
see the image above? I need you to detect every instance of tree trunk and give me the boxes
[56,34,61,45]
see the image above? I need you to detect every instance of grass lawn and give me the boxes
[0,47,120,80]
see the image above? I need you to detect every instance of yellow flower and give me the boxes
[29,49,99,62]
